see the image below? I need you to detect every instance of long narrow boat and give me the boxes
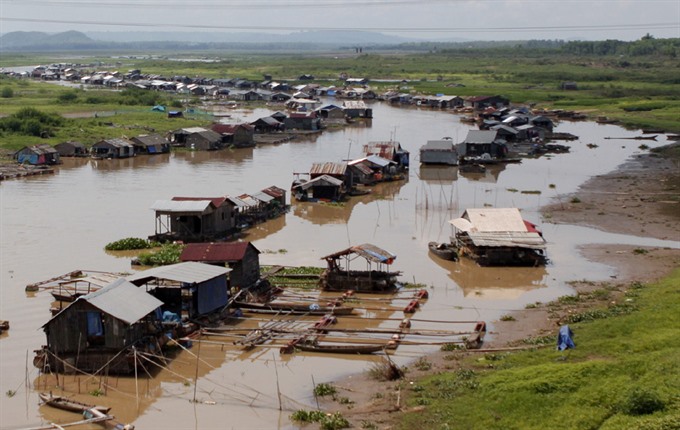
[428,241,458,261]
[39,392,111,414]
[295,343,386,354]
[234,301,354,316]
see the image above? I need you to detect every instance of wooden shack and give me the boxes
[458,130,508,160]
[319,243,402,293]
[35,278,163,374]
[180,242,261,290]
[91,138,135,159]
[130,133,171,155]
[449,208,548,266]
[55,141,88,157]
[419,139,459,166]
[292,174,346,202]
[172,127,224,150]
[14,144,61,165]
[150,196,237,242]
[363,141,410,170]
[211,123,256,147]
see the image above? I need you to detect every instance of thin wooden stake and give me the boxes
[134,348,139,411]
[272,353,282,411]
[193,338,202,403]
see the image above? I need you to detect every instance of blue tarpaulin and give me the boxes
[557,325,575,351]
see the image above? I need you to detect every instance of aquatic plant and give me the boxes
[105,237,158,251]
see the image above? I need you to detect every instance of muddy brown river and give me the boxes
[1,101,677,429]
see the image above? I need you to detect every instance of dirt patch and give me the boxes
[314,144,680,429]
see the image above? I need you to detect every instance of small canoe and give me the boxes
[296,343,386,354]
[39,392,111,414]
[428,242,458,261]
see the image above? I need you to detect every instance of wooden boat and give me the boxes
[428,242,458,261]
[39,392,111,414]
[234,301,354,316]
[0,320,9,333]
[295,342,386,354]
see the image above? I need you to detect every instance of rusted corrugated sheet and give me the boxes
[310,162,347,176]
[181,242,258,263]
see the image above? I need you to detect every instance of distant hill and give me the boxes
[0,30,96,49]
[86,30,414,45]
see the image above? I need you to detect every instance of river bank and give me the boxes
[317,143,680,429]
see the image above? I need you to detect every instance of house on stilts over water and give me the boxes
[319,243,402,293]
[34,262,232,375]
[449,208,548,266]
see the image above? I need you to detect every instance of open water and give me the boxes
[1,101,678,429]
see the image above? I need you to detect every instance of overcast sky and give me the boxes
[1,0,679,41]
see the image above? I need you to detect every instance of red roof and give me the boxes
[262,185,285,199]
[211,123,254,134]
[180,242,259,263]
[173,196,228,208]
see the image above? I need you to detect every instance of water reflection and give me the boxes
[429,254,548,299]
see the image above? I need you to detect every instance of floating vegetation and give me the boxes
[105,237,159,251]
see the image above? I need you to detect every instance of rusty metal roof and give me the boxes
[321,243,396,264]
[180,242,260,263]
[310,162,347,176]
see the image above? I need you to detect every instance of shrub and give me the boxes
[622,388,665,415]
[314,383,337,397]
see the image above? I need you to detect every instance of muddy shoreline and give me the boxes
[318,143,680,428]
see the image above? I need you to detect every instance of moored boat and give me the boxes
[39,392,111,414]
[295,342,386,354]
[428,242,458,261]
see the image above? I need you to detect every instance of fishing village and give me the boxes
[1,37,679,430]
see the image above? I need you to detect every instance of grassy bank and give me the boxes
[1,47,679,157]
[395,270,680,430]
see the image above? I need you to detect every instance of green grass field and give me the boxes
[1,45,679,156]
[397,271,680,430]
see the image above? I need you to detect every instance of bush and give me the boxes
[622,388,665,416]
[1,87,13,98]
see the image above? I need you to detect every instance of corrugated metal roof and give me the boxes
[421,140,456,152]
[251,191,274,203]
[293,174,344,190]
[84,278,163,324]
[466,232,546,249]
[343,100,367,109]
[262,186,286,199]
[226,196,248,208]
[463,208,527,232]
[310,162,347,176]
[180,242,259,263]
[365,155,395,167]
[126,261,231,285]
[237,194,260,208]
[463,130,499,144]
[321,243,396,264]
[151,199,213,213]
[173,196,227,208]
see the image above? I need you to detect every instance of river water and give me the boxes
[1,101,677,429]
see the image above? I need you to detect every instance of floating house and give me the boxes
[419,139,459,165]
[449,208,547,266]
[150,196,237,242]
[292,174,345,202]
[363,141,410,171]
[14,144,61,165]
[457,130,508,160]
[342,100,372,119]
[211,123,256,147]
[55,141,88,157]
[126,261,232,321]
[172,127,224,150]
[35,278,164,374]
[319,243,402,293]
[130,133,171,155]
[180,242,261,290]
[91,138,135,159]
